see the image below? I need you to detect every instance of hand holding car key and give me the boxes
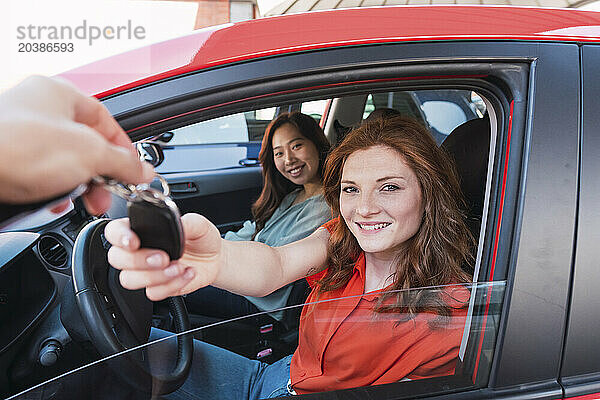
[94,175,185,260]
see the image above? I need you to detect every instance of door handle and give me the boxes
[169,182,198,194]
[239,158,259,167]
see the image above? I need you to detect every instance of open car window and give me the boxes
[2,82,505,400]
[5,282,505,400]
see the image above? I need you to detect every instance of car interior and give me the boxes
[0,87,505,399]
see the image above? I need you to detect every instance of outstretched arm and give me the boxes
[105,213,330,301]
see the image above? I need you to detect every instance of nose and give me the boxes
[283,148,297,165]
[356,192,380,216]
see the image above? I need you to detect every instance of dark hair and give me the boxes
[319,116,473,323]
[251,112,331,239]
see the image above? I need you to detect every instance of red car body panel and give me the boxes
[59,6,600,99]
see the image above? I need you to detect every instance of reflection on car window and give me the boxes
[8,282,505,400]
[470,91,487,116]
[363,94,375,119]
[254,107,277,122]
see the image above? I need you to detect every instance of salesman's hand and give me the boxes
[0,75,154,214]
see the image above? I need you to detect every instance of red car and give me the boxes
[2,5,600,399]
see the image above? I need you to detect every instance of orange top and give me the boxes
[290,219,469,394]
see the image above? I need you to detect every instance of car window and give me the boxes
[360,90,484,144]
[164,106,277,146]
[421,101,467,135]
[3,89,502,400]
[6,282,505,400]
[153,102,326,175]
[300,99,328,123]
[57,88,494,400]
[159,101,324,148]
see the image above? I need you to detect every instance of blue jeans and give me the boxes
[149,329,292,400]
[184,286,261,319]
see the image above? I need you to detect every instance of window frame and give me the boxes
[122,79,509,399]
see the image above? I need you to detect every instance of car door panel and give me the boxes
[161,167,262,233]
[560,44,600,400]
[490,42,580,388]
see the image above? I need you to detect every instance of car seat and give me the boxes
[440,115,495,384]
[156,279,310,364]
[440,114,491,239]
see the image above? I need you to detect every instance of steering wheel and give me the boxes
[71,219,193,395]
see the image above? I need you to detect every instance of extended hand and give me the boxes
[105,213,223,301]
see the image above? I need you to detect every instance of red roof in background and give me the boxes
[59,6,600,99]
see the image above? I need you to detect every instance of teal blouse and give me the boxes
[224,189,331,319]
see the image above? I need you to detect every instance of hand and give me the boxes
[105,213,223,301]
[0,75,154,215]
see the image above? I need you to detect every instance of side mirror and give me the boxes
[153,131,174,143]
[136,142,165,168]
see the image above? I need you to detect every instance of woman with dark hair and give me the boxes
[185,111,332,320]
[106,116,474,398]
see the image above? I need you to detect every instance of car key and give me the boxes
[95,176,185,260]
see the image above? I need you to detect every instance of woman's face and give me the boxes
[340,145,424,259]
[272,123,321,186]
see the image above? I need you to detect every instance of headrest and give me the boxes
[441,115,491,235]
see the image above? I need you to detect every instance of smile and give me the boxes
[288,165,304,177]
[356,222,391,231]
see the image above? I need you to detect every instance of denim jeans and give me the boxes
[149,329,292,400]
[184,286,261,319]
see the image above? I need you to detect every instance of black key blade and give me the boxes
[127,199,184,260]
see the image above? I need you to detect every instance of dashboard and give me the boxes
[0,233,56,355]
[0,203,101,398]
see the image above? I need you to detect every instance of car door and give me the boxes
[559,44,600,400]
[93,39,578,399]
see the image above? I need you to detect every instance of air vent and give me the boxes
[38,235,68,268]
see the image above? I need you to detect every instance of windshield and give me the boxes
[5,281,505,400]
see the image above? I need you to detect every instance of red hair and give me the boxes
[319,116,473,323]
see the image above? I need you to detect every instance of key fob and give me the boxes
[127,194,185,260]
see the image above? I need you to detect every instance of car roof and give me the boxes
[59,5,600,99]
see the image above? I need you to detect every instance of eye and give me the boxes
[381,184,401,192]
[342,186,358,194]
[274,151,283,157]
[292,143,303,150]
